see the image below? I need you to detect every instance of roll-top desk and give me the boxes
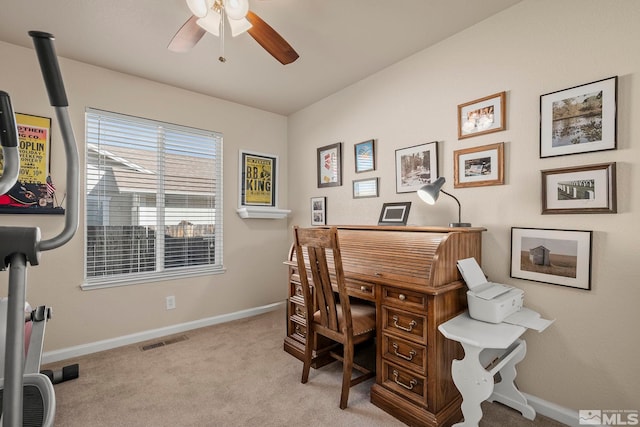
[284,225,485,427]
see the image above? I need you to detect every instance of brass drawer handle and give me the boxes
[294,324,306,338]
[392,369,417,390]
[398,294,406,301]
[392,343,416,361]
[392,315,417,332]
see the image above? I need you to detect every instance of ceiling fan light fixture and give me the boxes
[197,11,221,36]
[224,0,249,20]
[228,17,252,37]
[186,0,210,18]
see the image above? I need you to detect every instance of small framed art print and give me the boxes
[317,143,342,188]
[354,139,375,173]
[310,197,326,226]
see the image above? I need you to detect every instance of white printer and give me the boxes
[457,257,524,324]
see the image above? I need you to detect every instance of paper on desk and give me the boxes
[503,307,554,332]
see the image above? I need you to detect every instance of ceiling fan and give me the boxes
[168,0,299,65]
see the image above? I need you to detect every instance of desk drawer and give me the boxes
[381,360,427,408]
[346,279,376,301]
[382,286,427,312]
[382,333,426,375]
[382,306,427,344]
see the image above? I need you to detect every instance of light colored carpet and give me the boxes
[43,305,567,426]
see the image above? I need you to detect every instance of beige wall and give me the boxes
[0,41,290,349]
[287,0,639,411]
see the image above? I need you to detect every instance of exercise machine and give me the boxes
[0,31,79,426]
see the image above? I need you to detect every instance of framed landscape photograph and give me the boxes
[378,201,411,226]
[239,150,277,207]
[354,139,375,173]
[540,76,617,158]
[317,142,342,188]
[453,142,504,188]
[510,227,592,290]
[352,177,379,199]
[310,196,326,225]
[542,162,616,214]
[458,91,506,139]
[395,141,438,193]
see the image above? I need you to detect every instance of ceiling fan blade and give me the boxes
[246,11,299,65]
[168,16,207,53]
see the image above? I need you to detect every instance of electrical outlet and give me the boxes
[166,295,176,310]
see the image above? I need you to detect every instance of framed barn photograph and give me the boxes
[453,142,504,188]
[457,91,506,139]
[510,227,592,290]
[540,76,617,158]
[395,141,438,193]
[541,162,616,214]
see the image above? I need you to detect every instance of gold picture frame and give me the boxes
[457,92,506,139]
[453,142,504,188]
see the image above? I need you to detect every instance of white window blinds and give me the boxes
[83,108,223,289]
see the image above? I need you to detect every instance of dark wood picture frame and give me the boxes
[317,142,342,188]
[395,141,438,193]
[541,162,616,214]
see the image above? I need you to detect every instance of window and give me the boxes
[83,108,223,289]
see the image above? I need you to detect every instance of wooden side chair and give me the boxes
[293,226,376,409]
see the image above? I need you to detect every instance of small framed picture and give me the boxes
[510,227,592,290]
[457,92,506,139]
[354,139,375,173]
[541,162,616,214]
[317,142,342,188]
[378,201,411,226]
[239,150,277,207]
[453,142,504,188]
[310,197,326,226]
[395,141,438,193]
[540,76,617,158]
[353,177,379,199]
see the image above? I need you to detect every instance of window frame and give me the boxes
[82,108,224,290]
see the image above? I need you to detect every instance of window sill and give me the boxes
[236,207,291,219]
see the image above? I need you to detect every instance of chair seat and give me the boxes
[313,303,376,336]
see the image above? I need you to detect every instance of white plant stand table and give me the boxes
[438,311,536,427]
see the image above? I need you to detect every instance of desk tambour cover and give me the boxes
[288,226,484,291]
[284,225,486,427]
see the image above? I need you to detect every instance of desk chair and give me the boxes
[293,226,376,409]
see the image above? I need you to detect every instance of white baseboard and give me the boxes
[42,300,286,365]
[524,393,581,427]
[43,301,580,427]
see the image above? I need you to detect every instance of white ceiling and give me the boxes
[0,0,521,116]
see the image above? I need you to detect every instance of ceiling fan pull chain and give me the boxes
[218,5,226,62]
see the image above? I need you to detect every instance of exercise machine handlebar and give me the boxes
[28,31,79,252]
[0,91,20,194]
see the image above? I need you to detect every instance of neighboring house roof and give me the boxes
[87,143,216,196]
